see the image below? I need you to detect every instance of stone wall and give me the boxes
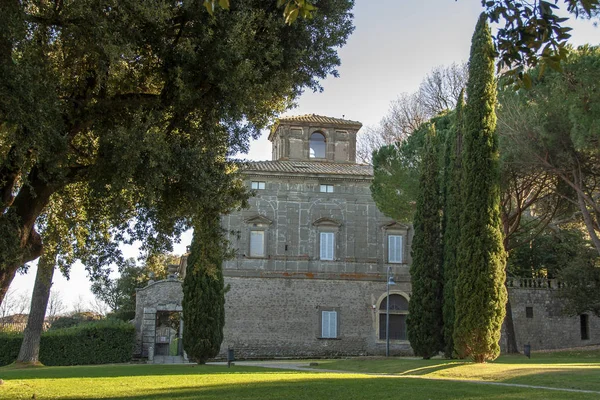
[218,275,412,359]
[503,286,600,352]
[134,279,184,357]
[133,274,413,359]
[134,275,600,359]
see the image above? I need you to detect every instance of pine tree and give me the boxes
[407,124,444,359]
[453,14,507,363]
[182,212,227,364]
[441,90,465,358]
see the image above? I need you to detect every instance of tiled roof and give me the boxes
[278,114,362,126]
[270,114,362,137]
[245,160,373,177]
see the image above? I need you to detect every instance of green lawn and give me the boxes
[312,349,600,392]
[1,359,599,400]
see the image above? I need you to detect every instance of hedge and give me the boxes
[0,332,22,366]
[0,319,135,366]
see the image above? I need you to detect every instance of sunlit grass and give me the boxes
[1,362,599,400]
[312,351,600,391]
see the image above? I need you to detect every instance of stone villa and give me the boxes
[134,114,599,361]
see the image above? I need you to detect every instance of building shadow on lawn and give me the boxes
[88,376,598,400]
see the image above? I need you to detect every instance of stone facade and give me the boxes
[217,115,415,357]
[501,280,600,352]
[134,114,599,360]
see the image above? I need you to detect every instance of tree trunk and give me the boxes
[577,189,600,256]
[0,167,57,306]
[504,296,519,354]
[16,251,56,364]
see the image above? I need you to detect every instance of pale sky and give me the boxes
[9,0,599,313]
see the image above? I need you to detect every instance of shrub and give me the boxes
[0,332,23,366]
[40,319,135,366]
[0,320,134,366]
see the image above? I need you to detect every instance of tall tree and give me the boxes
[453,14,507,363]
[497,45,600,256]
[182,211,228,364]
[441,90,464,358]
[0,0,355,306]
[407,124,444,359]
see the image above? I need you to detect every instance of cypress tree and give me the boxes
[407,124,444,359]
[182,211,227,364]
[453,14,507,363]
[441,90,465,358]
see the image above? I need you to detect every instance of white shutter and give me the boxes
[250,231,265,257]
[320,232,334,260]
[321,311,329,337]
[321,311,337,338]
[329,311,337,338]
[388,235,403,263]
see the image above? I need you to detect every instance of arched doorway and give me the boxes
[378,293,409,341]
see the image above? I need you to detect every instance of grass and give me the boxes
[0,351,598,400]
[311,349,600,392]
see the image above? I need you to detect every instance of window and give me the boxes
[251,181,266,190]
[526,307,533,318]
[320,184,334,193]
[378,294,409,340]
[321,311,338,338]
[581,314,590,340]
[309,132,326,158]
[388,235,403,263]
[320,232,335,260]
[249,230,265,257]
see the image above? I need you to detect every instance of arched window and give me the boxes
[378,294,408,340]
[309,132,326,158]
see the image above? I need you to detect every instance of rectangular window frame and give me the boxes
[317,307,340,339]
[320,232,335,261]
[387,234,403,264]
[249,230,266,258]
[320,184,334,193]
[321,311,338,339]
[525,307,534,319]
[251,181,266,190]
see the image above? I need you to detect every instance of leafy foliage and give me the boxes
[407,125,444,359]
[91,254,176,314]
[49,311,104,331]
[483,0,600,87]
[497,45,600,256]
[453,14,507,363]
[0,0,355,305]
[371,113,452,223]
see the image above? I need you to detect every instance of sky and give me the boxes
[8,0,600,314]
